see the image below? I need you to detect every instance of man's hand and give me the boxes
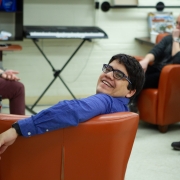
[0,128,18,159]
[1,70,20,81]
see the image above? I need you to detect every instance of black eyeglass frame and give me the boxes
[102,64,132,85]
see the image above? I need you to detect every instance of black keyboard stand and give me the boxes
[26,38,91,115]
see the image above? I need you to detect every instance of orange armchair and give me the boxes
[0,112,139,180]
[135,33,180,132]
[137,64,180,132]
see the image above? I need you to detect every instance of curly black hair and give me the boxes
[108,53,145,99]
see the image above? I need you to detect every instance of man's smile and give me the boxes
[102,80,114,88]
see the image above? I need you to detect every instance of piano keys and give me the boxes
[23,26,108,39]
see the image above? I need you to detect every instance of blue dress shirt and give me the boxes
[18,93,130,137]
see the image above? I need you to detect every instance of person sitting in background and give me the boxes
[129,14,180,112]
[0,63,25,115]
[0,53,145,157]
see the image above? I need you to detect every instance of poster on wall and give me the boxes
[148,12,174,35]
[113,0,138,5]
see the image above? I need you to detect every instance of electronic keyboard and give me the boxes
[24,26,108,39]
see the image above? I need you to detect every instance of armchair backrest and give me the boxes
[157,64,180,125]
[156,33,169,44]
[0,112,139,180]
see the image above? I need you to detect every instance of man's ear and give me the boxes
[125,89,136,98]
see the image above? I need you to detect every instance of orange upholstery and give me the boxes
[138,64,180,132]
[0,112,139,180]
[136,33,180,132]
[155,33,169,44]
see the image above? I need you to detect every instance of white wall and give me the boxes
[2,0,180,106]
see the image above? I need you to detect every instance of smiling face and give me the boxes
[96,60,136,98]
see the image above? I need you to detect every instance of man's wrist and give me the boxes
[12,122,22,136]
[10,127,19,137]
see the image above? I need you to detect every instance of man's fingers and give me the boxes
[6,70,19,74]
[11,71,19,74]
[0,145,8,154]
[1,73,20,81]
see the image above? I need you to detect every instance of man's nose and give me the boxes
[105,71,114,79]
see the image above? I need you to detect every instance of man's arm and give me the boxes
[18,94,113,137]
[0,93,113,157]
[0,94,127,158]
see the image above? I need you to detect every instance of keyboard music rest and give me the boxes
[23,26,108,114]
[23,26,108,39]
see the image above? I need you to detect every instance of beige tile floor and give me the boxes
[2,105,180,180]
[126,121,180,180]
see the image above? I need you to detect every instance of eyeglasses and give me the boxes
[102,64,132,85]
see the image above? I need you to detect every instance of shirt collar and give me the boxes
[115,96,130,105]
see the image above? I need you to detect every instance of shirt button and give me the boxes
[28,132,31,136]
[46,129,49,132]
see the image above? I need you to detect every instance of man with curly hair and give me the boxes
[0,53,145,157]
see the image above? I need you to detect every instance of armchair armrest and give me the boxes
[0,114,29,132]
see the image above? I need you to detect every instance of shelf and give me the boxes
[0,44,22,51]
[135,37,155,46]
